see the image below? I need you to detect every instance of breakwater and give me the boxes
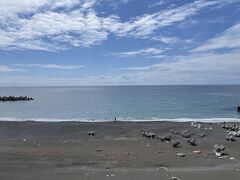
[0,96,34,102]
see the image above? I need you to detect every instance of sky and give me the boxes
[0,0,240,86]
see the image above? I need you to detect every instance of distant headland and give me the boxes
[0,96,34,102]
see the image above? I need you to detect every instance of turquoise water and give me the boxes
[0,85,240,122]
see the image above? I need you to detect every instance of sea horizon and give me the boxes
[1,84,240,88]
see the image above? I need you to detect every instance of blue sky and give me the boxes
[0,0,240,86]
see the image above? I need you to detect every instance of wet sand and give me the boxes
[0,121,239,180]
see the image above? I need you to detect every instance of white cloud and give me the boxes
[104,0,222,39]
[0,0,106,51]
[151,35,178,44]
[193,22,240,52]
[0,65,25,72]
[15,64,84,70]
[112,48,163,57]
[0,0,234,51]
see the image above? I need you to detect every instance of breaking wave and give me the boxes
[0,117,240,123]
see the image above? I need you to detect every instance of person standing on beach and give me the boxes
[114,117,117,122]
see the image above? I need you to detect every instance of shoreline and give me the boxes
[0,120,240,179]
[0,117,240,123]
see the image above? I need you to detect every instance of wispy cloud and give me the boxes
[0,0,235,51]
[151,35,178,44]
[1,51,240,85]
[15,64,84,70]
[127,51,240,72]
[112,48,163,57]
[193,22,240,52]
[0,65,25,73]
[105,0,224,39]
[148,1,165,9]
[124,51,240,84]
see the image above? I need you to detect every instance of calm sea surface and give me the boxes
[0,85,240,122]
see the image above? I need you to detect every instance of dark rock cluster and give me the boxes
[142,127,200,149]
[142,130,156,138]
[158,134,172,142]
[187,138,197,146]
[141,121,239,159]
[222,122,239,132]
[0,96,34,102]
[221,122,240,142]
[170,139,180,148]
[181,130,192,138]
[199,132,206,138]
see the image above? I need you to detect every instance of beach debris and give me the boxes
[106,174,116,177]
[191,122,197,128]
[171,177,180,180]
[96,148,103,152]
[213,144,226,157]
[170,139,180,148]
[176,152,186,157]
[228,131,240,137]
[181,130,191,138]
[230,157,235,160]
[187,138,197,146]
[36,141,40,146]
[88,131,95,136]
[199,132,206,138]
[231,125,239,131]
[147,132,156,139]
[222,123,226,129]
[157,166,168,171]
[105,165,111,169]
[193,150,201,154]
[170,130,180,135]
[191,122,201,129]
[222,122,239,131]
[142,130,156,138]
[23,139,27,142]
[158,134,172,142]
[218,155,229,159]
[226,135,236,142]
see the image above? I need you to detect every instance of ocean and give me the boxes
[0,85,240,122]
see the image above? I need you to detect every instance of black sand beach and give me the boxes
[0,121,239,180]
